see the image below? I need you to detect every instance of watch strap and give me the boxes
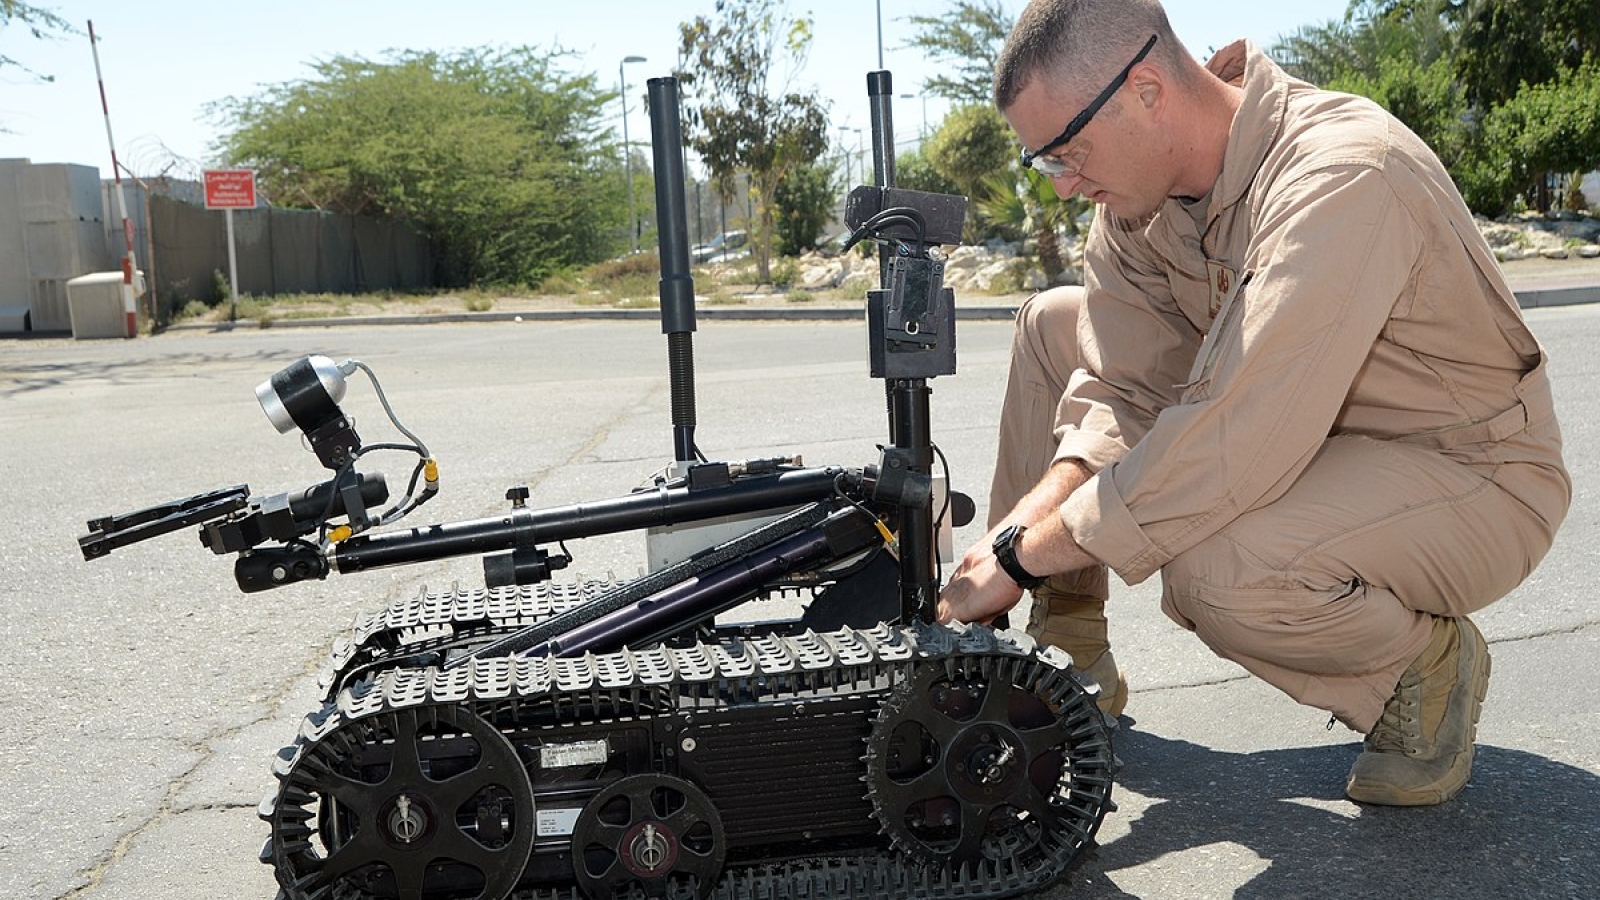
[992,524,1045,590]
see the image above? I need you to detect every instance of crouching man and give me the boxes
[939,0,1570,806]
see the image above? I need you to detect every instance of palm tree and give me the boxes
[975,168,1091,286]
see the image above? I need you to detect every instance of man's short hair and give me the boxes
[994,0,1183,111]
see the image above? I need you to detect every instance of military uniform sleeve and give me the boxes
[1050,210,1201,475]
[1062,167,1425,584]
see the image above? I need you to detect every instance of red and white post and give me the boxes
[88,20,139,338]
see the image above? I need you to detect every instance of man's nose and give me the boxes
[1050,172,1086,199]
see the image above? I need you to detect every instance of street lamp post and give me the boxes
[620,55,647,254]
[876,0,884,69]
[899,92,927,142]
[838,126,864,187]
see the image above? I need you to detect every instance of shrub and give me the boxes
[770,256,800,288]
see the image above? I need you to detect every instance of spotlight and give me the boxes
[255,355,362,470]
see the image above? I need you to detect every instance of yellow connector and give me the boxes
[327,525,353,543]
[873,519,899,551]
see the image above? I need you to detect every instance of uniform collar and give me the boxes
[1199,39,1290,221]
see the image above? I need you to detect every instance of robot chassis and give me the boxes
[80,73,1117,900]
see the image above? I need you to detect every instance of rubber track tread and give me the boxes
[319,577,815,697]
[267,622,1115,900]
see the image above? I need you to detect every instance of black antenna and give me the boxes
[867,70,896,189]
[648,76,698,465]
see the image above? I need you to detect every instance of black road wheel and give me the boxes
[571,773,726,899]
[268,703,535,900]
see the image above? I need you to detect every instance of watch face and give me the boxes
[993,524,1022,552]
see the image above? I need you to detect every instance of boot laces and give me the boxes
[1367,670,1424,755]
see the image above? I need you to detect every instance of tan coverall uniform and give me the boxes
[991,41,1570,732]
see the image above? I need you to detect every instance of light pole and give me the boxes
[876,0,884,69]
[838,126,864,186]
[899,92,927,142]
[619,54,647,254]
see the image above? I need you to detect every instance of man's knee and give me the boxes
[1009,286,1088,398]
[1016,285,1086,343]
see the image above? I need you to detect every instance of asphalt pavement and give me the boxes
[2,302,1597,899]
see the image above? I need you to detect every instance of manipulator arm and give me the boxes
[79,473,390,561]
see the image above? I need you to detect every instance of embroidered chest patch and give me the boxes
[1206,260,1237,319]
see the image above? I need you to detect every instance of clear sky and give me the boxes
[0,1,1353,178]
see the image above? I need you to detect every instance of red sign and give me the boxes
[204,169,257,209]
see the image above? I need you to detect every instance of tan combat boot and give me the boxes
[1026,578,1128,717]
[1345,615,1491,806]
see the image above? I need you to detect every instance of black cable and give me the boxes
[932,442,954,585]
[313,442,430,542]
[841,206,929,253]
[831,471,898,553]
[316,460,360,543]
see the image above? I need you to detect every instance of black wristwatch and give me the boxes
[991,524,1045,590]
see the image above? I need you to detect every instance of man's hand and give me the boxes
[937,539,1025,625]
[937,459,1101,626]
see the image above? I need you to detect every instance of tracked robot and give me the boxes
[80,73,1117,900]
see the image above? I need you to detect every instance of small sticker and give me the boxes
[536,806,583,837]
[539,738,608,769]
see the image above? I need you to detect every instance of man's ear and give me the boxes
[1130,65,1165,117]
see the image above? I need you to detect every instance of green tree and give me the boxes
[1292,0,1600,109]
[1271,0,1600,214]
[975,167,1091,283]
[895,147,960,196]
[1,1,73,85]
[772,162,836,256]
[1274,2,1454,86]
[210,48,621,286]
[903,0,1015,104]
[926,103,1014,239]
[1445,0,1600,108]
[676,0,830,284]
[1478,60,1600,213]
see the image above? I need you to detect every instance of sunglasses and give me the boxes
[1019,34,1159,178]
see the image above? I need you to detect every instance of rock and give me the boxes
[1053,265,1085,287]
[839,273,877,295]
[1555,219,1600,241]
[1478,221,1529,250]
[1577,244,1600,259]
[970,259,1025,294]
[943,245,986,272]
[1540,247,1571,260]
[799,261,846,290]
